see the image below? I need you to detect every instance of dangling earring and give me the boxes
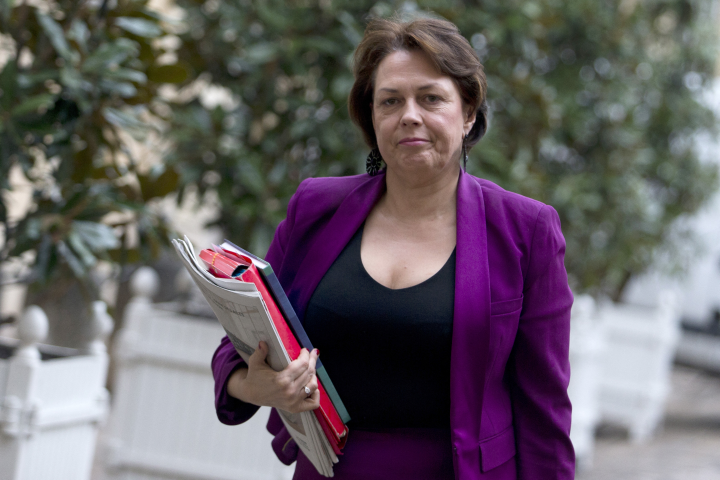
[462,135,468,171]
[366,147,383,176]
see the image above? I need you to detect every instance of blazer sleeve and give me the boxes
[509,204,575,479]
[211,180,306,425]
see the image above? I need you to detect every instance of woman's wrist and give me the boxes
[227,366,254,404]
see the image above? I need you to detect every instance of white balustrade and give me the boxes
[568,294,604,471]
[0,303,111,480]
[595,291,681,442]
[102,267,294,480]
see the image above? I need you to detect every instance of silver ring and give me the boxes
[304,386,311,397]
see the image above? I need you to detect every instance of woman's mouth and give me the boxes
[398,137,429,146]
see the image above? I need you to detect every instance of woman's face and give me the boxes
[371,49,475,179]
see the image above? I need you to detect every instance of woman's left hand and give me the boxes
[228,341,321,413]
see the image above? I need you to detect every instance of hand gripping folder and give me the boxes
[199,244,349,453]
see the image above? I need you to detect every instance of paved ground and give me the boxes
[578,365,720,480]
[91,365,719,479]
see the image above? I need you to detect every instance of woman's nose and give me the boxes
[400,100,422,126]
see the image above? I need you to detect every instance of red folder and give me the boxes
[201,248,348,451]
[199,248,251,278]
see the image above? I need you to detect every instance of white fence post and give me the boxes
[597,291,681,442]
[568,295,604,471]
[0,306,48,480]
[0,303,112,480]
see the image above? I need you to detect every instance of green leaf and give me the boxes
[60,67,92,92]
[102,107,148,130]
[56,240,86,278]
[72,220,120,251]
[68,228,97,267]
[11,93,56,116]
[29,235,53,281]
[17,70,60,89]
[0,60,18,111]
[68,19,91,54]
[106,68,148,84]
[99,79,138,98]
[115,17,163,38]
[237,162,265,194]
[147,63,190,84]
[82,39,138,72]
[36,11,73,61]
[337,11,363,47]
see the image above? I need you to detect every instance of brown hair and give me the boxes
[348,16,488,151]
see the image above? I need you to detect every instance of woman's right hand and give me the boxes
[227,341,320,413]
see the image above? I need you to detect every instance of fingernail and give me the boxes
[315,349,320,356]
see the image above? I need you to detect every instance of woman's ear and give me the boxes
[464,107,477,137]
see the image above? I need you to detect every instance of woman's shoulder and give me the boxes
[292,173,379,212]
[469,174,553,221]
[467,175,566,271]
[297,173,373,196]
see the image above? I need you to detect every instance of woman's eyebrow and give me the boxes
[377,83,444,94]
[417,83,443,91]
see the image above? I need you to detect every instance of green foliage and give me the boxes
[167,0,371,255]
[167,0,718,298]
[4,0,716,301]
[0,0,185,296]
[455,0,719,297]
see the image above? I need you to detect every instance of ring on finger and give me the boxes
[304,385,312,397]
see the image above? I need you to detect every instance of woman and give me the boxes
[212,16,574,480]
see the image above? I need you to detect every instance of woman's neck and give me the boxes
[380,164,460,223]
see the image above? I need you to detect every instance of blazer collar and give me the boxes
[451,170,491,455]
[294,173,386,318]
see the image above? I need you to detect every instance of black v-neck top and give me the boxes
[304,224,455,429]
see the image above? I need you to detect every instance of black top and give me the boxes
[304,224,455,429]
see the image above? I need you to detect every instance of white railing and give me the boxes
[101,267,294,480]
[0,302,112,480]
[568,295,604,471]
[595,292,681,442]
[568,290,682,471]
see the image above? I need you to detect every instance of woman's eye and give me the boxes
[382,98,398,106]
[425,95,440,102]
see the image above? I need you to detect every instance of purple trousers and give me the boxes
[291,428,517,479]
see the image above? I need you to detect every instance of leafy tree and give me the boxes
[0,0,188,343]
[167,0,718,300]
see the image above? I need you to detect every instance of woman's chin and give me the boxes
[388,154,458,178]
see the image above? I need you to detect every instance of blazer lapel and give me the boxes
[293,174,386,321]
[451,171,492,471]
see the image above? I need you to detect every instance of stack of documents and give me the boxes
[172,236,348,477]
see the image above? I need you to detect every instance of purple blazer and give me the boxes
[211,170,575,479]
